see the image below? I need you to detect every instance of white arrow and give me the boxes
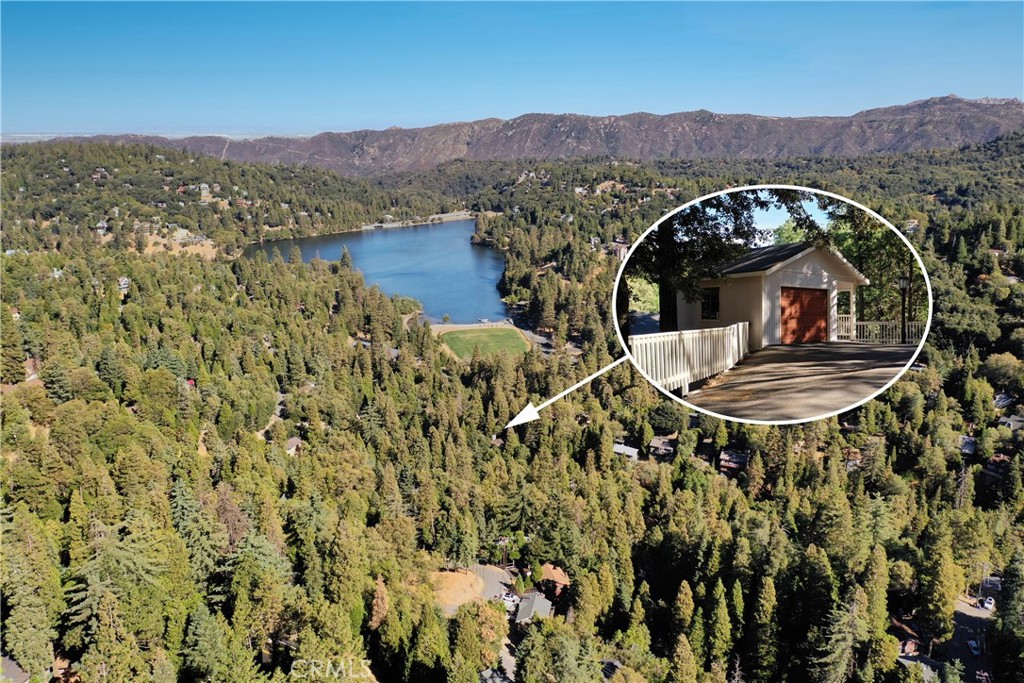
[505,356,629,429]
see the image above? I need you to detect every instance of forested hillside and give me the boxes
[0,143,450,254]
[1,136,1023,683]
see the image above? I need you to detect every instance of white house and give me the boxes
[675,242,869,350]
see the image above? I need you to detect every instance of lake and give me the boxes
[242,219,509,323]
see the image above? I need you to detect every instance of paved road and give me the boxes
[470,564,518,680]
[629,312,661,335]
[942,597,995,682]
[685,342,918,421]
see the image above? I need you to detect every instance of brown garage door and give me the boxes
[781,287,827,343]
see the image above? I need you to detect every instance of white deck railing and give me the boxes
[629,322,749,392]
[837,314,853,340]
[837,318,925,344]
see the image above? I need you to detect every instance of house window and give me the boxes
[701,287,720,320]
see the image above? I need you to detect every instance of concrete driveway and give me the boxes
[684,342,918,421]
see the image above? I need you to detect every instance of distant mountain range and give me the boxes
[42,95,1024,176]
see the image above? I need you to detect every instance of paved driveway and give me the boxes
[938,597,994,681]
[684,342,918,421]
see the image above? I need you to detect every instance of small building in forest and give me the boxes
[648,434,677,459]
[718,449,750,476]
[613,443,639,462]
[998,415,1023,432]
[675,242,869,350]
[515,591,552,624]
[539,563,571,596]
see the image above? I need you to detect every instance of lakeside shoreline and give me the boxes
[243,210,476,248]
[358,209,474,231]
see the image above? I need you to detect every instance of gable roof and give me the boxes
[999,415,1024,431]
[541,562,571,586]
[722,242,811,275]
[515,591,553,623]
[721,241,869,284]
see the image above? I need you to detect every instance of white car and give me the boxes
[983,596,995,610]
[967,640,981,656]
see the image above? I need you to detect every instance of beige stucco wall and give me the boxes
[677,274,764,350]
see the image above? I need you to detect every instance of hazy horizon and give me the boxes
[2,93,1021,141]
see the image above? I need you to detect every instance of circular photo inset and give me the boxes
[613,185,932,424]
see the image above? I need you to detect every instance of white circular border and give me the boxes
[611,183,935,426]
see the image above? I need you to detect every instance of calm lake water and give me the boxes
[242,219,509,323]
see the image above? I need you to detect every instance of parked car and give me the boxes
[983,596,995,610]
[967,640,981,656]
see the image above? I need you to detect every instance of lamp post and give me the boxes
[897,275,910,344]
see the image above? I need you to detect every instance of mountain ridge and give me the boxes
[28,95,1024,176]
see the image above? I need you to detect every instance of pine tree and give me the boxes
[749,577,777,683]
[63,520,166,650]
[515,618,602,683]
[149,648,178,683]
[746,453,765,498]
[411,604,450,678]
[226,531,291,649]
[708,578,733,664]
[814,590,868,683]
[77,592,146,683]
[183,604,263,682]
[1,504,63,680]
[714,420,729,450]
[918,522,963,647]
[65,489,91,567]
[993,551,1024,677]
[40,360,73,402]
[674,580,696,638]
[687,605,707,667]
[1,303,25,383]
[97,345,126,397]
[864,546,898,672]
[669,633,698,683]
[170,479,227,587]
[619,595,653,663]
[938,660,965,683]
[730,579,745,644]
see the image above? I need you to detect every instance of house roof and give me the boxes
[722,242,811,275]
[721,241,869,284]
[649,435,677,454]
[998,415,1024,431]
[515,591,552,623]
[541,562,571,586]
[613,443,639,458]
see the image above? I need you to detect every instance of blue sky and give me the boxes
[758,203,829,235]
[2,2,1021,136]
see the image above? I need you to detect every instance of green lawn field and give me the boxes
[440,328,531,360]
